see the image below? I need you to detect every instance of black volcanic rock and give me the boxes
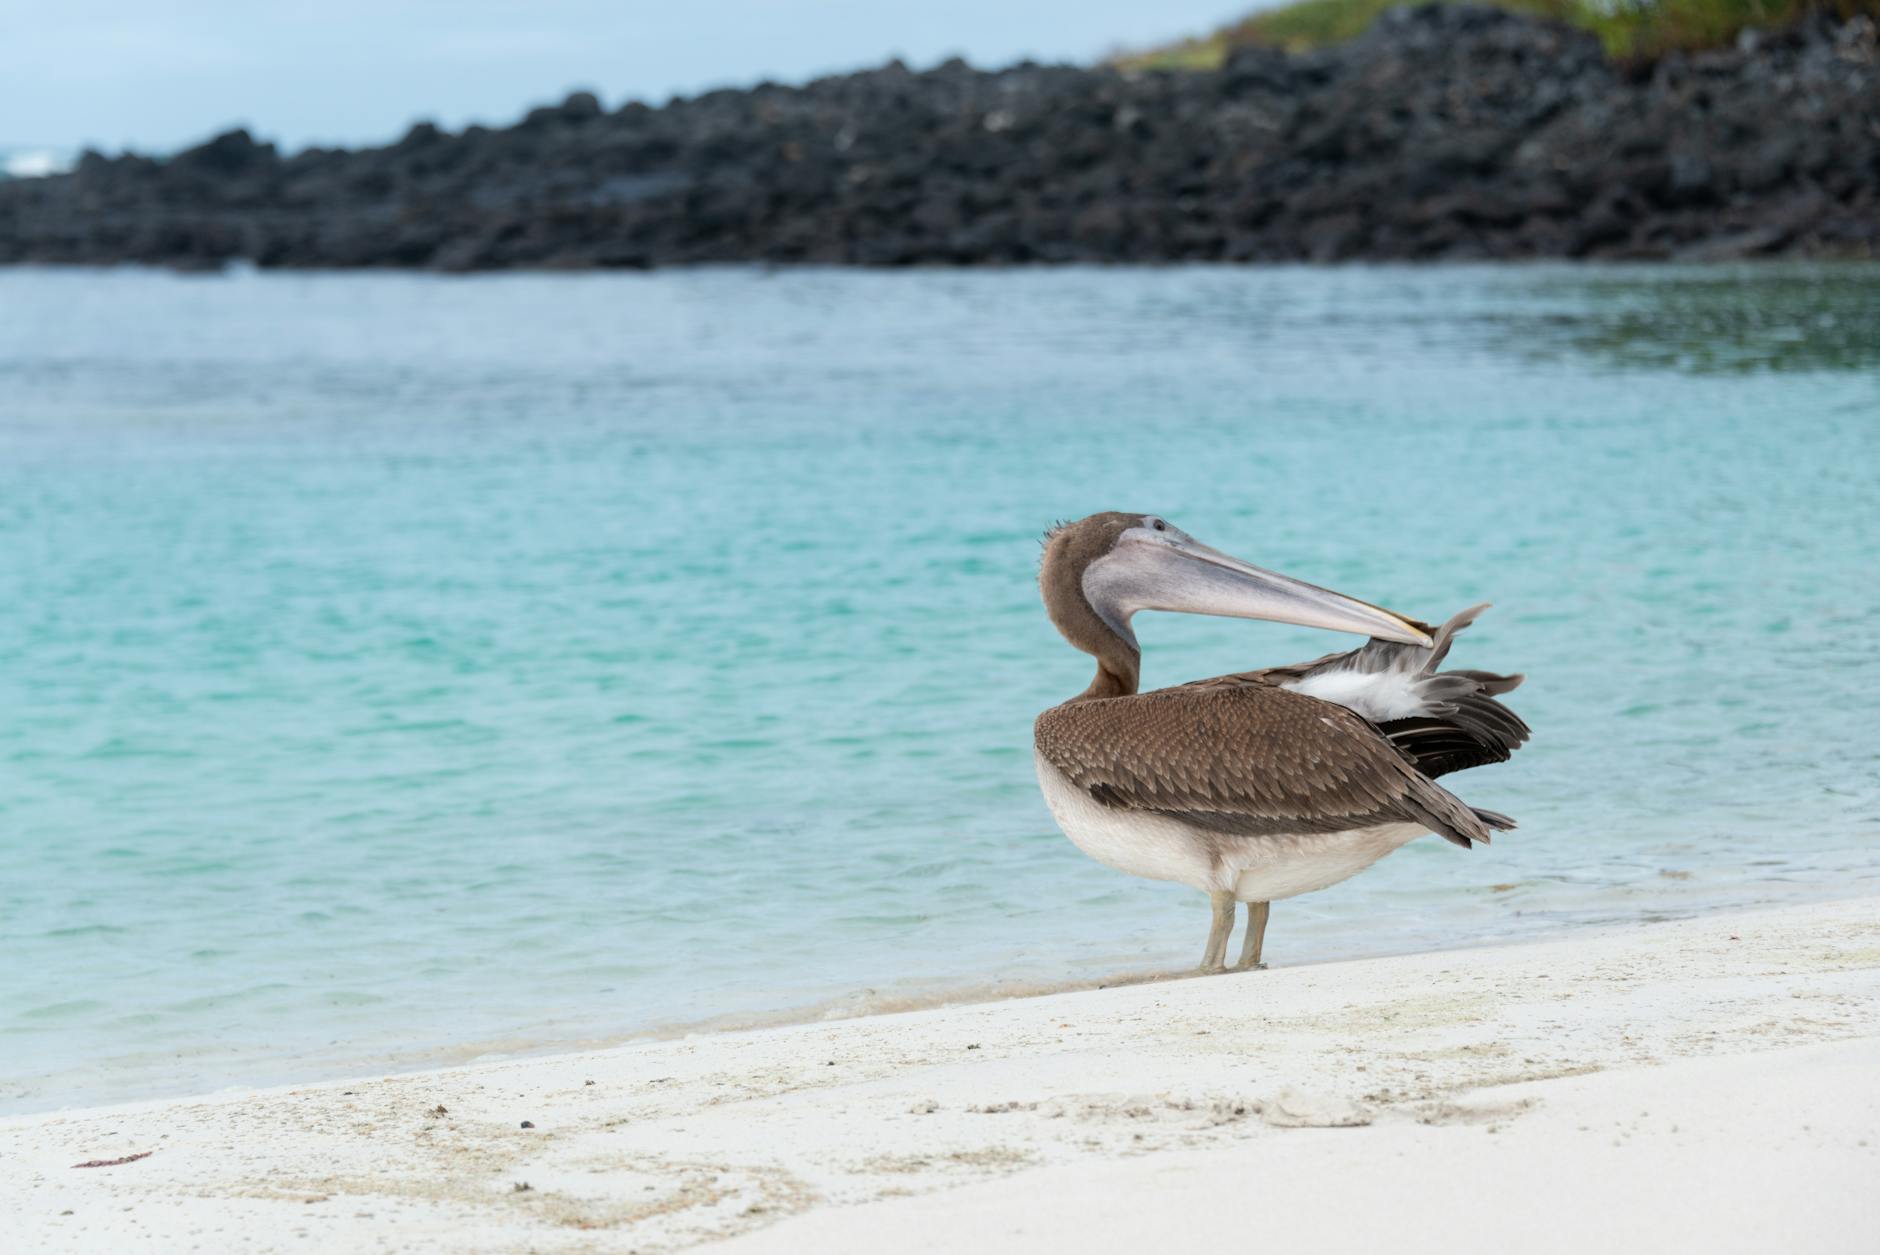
[3,7,1876,268]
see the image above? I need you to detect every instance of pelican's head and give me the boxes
[1039,512,1432,663]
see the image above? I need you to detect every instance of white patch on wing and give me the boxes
[1282,667,1426,721]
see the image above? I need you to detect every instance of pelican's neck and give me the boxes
[1039,534,1143,703]
[1078,641,1140,701]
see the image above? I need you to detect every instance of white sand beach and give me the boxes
[6,896,1878,1254]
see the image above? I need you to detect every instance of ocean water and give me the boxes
[2,263,1877,1114]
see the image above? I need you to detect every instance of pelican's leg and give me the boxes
[1199,891,1235,973]
[1233,901,1270,971]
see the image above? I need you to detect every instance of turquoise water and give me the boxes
[2,264,1877,1113]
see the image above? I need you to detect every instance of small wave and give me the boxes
[43,923,131,939]
[1,148,71,179]
[19,999,107,1021]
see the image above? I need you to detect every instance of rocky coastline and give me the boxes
[3,7,1875,269]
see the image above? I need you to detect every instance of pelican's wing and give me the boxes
[1243,604,1531,779]
[1034,680,1509,849]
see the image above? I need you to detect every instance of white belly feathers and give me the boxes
[1034,751,1424,901]
[1227,822,1425,901]
[1035,750,1216,887]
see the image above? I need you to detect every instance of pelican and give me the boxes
[1034,512,1529,972]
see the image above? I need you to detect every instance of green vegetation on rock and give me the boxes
[1118,0,1878,66]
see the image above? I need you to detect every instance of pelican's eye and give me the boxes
[1150,518,1167,532]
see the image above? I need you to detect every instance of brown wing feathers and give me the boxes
[1035,682,1505,849]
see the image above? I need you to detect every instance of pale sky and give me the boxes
[5,1,1257,156]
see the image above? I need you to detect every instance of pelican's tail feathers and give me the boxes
[1257,604,1530,780]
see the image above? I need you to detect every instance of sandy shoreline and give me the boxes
[6,896,1878,1253]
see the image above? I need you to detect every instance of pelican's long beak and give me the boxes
[1094,531,1433,646]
